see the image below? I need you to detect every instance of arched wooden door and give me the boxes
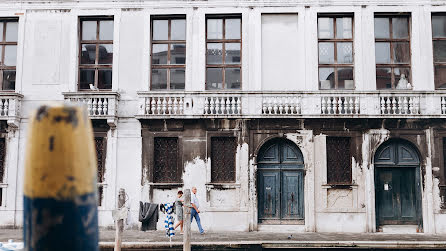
[374,139,422,227]
[257,138,304,224]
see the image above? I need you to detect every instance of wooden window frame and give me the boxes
[431,13,446,90]
[205,14,242,90]
[150,15,186,90]
[0,18,18,91]
[317,14,354,90]
[374,14,412,89]
[78,16,114,90]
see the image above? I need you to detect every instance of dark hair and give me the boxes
[178,190,183,195]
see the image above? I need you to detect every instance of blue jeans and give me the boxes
[191,208,204,233]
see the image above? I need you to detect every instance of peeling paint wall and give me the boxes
[1,0,446,234]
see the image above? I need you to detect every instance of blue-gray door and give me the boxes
[374,140,422,227]
[258,139,304,223]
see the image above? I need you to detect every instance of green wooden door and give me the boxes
[376,168,418,224]
[374,140,422,227]
[258,139,304,223]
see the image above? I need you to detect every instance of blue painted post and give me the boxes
[23,104,99,251]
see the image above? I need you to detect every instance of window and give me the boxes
[0,138,5,206]
[151,16,186,90]
[442,137,446,209]
[79,17,113,90]
[318,15,354,90]
[0,19,18,90]
[211,137,236,183]
[95,137,106,206]
[374,15,411,90]
[153,137,180,183]
[326,137,352,185]
[432,14,446,89]
[206,15,241,90]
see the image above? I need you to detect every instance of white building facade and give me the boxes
[1,0,446,234]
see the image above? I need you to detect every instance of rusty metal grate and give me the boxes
[442,138,446,209]
[97,186,104,207]
[154,137,180,183]
[95,137,106,183]
[95,137,106,206]
[0,138,5,184]
[211,137,236,183]
[326,137,352,184]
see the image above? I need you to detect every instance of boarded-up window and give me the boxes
[261,14,299,90]
[326,137,352,184]
[211,137,236,183]
[95,137,106,206]
[0,138,5,206]
[153,137,180,183]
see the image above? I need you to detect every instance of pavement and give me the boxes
[2,229,446,250]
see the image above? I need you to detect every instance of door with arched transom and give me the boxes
[374,139,422,227]
[257,138,304,224]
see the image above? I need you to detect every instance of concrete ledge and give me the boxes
[99,240,446,249]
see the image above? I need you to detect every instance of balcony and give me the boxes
[136,91,446,119]
[63,92,119,128]
[0,92,22,128]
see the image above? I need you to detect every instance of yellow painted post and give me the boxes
[23,104,99,251]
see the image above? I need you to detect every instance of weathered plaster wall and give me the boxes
[0,0,446,234]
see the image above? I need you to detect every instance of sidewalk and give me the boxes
[2,229,446,249]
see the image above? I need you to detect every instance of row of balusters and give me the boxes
[143,96,243,115]
[144,97,185,115]
[69,98,110,116]
[140,95,439,116]
[204,96,241,115]
[441,97,446,115]
[380,96,420,115]
[321,96,360,115]
[262,97,301,115]
[0,99,10,116]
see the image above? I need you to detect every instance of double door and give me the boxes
[257,139,304,223]
[376,167,419,225]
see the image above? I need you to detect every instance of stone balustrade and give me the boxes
[321,95,360,115]
[63,92,119,128]
[262,96,301,115]
[0,93,22,128]
[136,91,446,118]
[379,95,420,115]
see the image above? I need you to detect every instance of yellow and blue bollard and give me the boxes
[23,104,99,251]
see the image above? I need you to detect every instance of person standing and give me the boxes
[191,187,204,234]
[174,190,184,234]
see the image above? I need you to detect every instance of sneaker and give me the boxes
[180,232,184,235]
[200,232,205,235]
